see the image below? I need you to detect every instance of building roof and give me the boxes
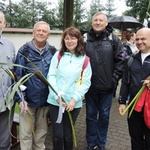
[3,28,63,34]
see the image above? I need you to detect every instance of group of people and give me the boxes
[0,9,150,150]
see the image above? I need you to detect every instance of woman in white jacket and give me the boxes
[47,27,92,150]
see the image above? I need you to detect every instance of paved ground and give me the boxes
[12,84,131,150]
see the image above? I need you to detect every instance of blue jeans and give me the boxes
[85,92,113,148]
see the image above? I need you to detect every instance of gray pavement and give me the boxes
[12,86,131,150]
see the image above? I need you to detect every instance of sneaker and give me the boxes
[87,145,99,150]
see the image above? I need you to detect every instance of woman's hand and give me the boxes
[56,98,67,108]
[66,99,76,112]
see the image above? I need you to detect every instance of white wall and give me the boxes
[3,32,62,52]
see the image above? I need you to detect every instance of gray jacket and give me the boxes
[0,36,16,112]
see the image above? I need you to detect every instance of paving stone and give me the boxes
[12,84,131,150]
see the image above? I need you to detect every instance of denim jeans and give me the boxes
[49,104,81,150]
[85,92,113,148]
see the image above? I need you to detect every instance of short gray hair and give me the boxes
[92,12,108,22]
[33,21,50,33]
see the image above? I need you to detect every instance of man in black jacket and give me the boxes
[118,28,150,150]
[84,12,124,150]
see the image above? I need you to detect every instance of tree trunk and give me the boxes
[63,0,74,30]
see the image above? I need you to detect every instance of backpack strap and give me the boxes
[56,51,62,68]
[81,56,90,78]
[82,56,90,72]
[56,52,89,84]
[56,52,90,77]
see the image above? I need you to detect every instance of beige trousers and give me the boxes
[19,106,49,150]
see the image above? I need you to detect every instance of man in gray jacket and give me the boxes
[0,11,16,150]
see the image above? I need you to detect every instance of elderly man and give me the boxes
[15,21,57,150]
[118,28,150,150]
[0,11,16,150]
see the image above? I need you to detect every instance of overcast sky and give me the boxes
[83,0,128,16]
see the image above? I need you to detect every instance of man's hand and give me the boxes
[143,79,150,90]
[19,101,28,113]
[118,104,126,115]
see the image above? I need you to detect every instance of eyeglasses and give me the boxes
[64,37,77,42]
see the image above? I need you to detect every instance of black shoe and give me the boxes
[87,145,99,150]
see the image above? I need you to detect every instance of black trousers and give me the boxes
[128,110,150,150]
[49,104,81,150]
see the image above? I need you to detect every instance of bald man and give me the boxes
[118,28,150,150]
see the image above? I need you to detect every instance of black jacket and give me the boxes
[85,25,124,93]
[119,52,150,104]
[123,42,133,56]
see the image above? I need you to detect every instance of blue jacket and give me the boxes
[14,40,57,108]
[47,51,92,108]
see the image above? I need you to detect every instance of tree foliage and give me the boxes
[63,0,74,29]
[74,0,87,30]
[1,0,116,31]
[0,0,7,11]
[124,0,149,23]
[104,0,116,19]
[3,0,58,28]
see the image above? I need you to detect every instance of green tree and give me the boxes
[5,0,36,28]
[56,0,88,31]
[74,0,87,30]
[63,0,74,29]
[56,1,64,30]
[0,0,7,12]
[104,0,116,19]
[124,0,149,23]
[4,0,57,29]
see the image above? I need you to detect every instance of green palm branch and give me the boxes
[34,71,77,147]
[0,55,77,147]
[121,76,150,118]
[121,85,145,117]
